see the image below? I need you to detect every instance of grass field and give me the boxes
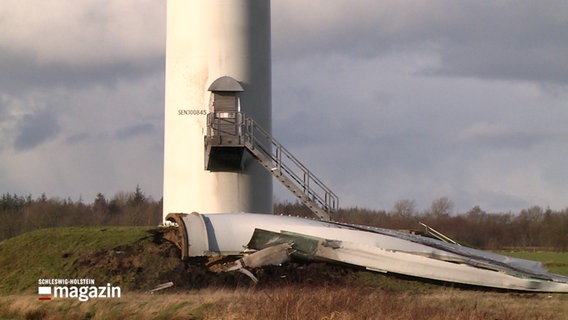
[1,227,568,319]
[495,250,568,276]
[0,227,160,294]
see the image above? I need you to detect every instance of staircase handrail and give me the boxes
[207,112,338,215]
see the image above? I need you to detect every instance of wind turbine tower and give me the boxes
[163,0,273,218]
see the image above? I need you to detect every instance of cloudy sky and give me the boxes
[1,1,567,213]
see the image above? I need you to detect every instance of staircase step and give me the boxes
[206,112,336,221]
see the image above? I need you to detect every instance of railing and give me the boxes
[207,112,338,216]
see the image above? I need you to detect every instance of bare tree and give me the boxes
[392,199,416,218]
[430,197,454,218]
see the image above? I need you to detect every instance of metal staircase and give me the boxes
[205,112,338,221]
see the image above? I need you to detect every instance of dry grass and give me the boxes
[206,286,568,320]
[1,286,567,320]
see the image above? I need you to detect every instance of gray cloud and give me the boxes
[0,50,163,93]
[65,132,91,145]
[14,109,60,151]
[114,123,156,140]
[0,0,165,94]
[272,45,568,211]
[0,0,165,66]
[273,1,568,84]
[454,122,552,149]
[428,2,568,83]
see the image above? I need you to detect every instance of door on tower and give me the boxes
[205,76,246,171]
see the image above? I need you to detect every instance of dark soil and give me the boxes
[72,228,360,292]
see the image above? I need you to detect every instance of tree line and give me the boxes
[277,197,568,251]
[0,186,161,241]
[1,190,567,251]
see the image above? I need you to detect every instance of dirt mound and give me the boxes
[72,229,360,292]
[72,230,185,291]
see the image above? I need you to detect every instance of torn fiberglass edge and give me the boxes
[165,212,568,292]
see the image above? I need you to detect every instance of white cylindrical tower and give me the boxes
[163,0,272,219]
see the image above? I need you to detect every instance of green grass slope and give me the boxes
[0,226,183,294]
[495,250,568,276]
